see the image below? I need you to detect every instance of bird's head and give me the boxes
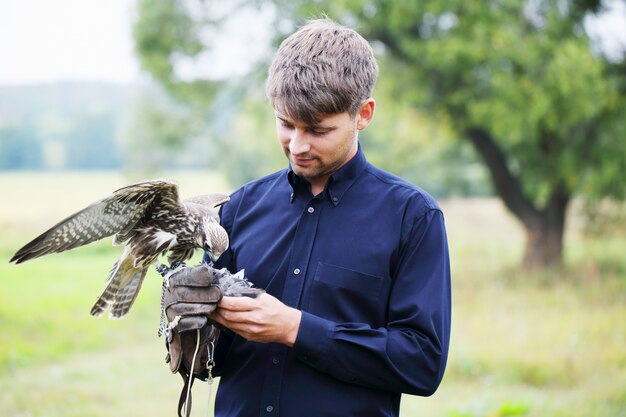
[200,217,229,263]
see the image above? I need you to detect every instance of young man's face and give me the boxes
[275,99,374,194]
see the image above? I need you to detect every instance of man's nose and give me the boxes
[289,129,311,155]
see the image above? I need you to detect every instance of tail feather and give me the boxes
[90,254,147,318]
[90,259,123,317]
[110,268,148,318]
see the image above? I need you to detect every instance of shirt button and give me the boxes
[332,196,339,203]
[307,206,314,213]
[272,357,280,364]
[266,405,274,413]
[294,268,301,275]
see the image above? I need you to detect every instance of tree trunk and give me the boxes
[520,183,569,269]
[466,127,570,270]
[522,221,565,269]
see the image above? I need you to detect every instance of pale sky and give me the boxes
[585,0,626,60]
[0,0,140,85]
[0,0,624,86]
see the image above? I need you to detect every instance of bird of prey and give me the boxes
[10,179,230,319]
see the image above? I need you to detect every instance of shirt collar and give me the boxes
[287,142,368,206]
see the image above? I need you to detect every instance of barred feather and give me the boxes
[11,179,231,319]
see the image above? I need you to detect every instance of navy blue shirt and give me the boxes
[209,145,451,417]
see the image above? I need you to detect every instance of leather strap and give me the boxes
[177,370,195,417]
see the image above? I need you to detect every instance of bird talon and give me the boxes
[170,260,187,270]
[156,263,170,276]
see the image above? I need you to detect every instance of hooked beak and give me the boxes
[204,245,220,263]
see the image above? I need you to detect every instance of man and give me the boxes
[207,18,451,417]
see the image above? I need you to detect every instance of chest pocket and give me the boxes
[306,262,388,327]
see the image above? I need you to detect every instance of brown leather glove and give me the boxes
[163,264,223,376]
[159,263,263,417]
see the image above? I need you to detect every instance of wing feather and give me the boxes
[10,179,181,264]
[184,193,230,208]
[183,193,229,222]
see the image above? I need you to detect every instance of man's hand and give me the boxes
[210,293,302,347]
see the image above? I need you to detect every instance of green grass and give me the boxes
[1,173,625,416]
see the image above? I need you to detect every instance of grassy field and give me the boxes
[1,171,625,417]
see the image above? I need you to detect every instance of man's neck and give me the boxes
[310,179,327,197]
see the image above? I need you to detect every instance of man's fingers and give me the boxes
[209,293,299,345]
[213,307,250,323]
[218,295,261,311]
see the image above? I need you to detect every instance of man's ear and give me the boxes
[356,98,375,131]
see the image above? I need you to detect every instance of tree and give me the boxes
[286,0,626,270]
[0,125,42,170]
[133,0,626,269]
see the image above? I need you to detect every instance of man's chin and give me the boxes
[291,166,320,181]
[291,167,310,177]
[290,158,317,173]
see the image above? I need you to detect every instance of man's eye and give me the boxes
[309,130,328,136]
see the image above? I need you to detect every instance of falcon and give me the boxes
[10,179,230,319]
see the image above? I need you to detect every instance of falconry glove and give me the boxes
[160,263,221,417]
[159,263,263,417]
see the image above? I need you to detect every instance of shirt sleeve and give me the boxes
[292,208,451,396]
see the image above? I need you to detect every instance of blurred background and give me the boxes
[1,0,625,416]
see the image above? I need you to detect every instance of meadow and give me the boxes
[1,172,625,417]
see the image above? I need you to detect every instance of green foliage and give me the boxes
[133,0,223,105]
[214,89,287,185]
[131,0,625,203]
[364,91,492,197]
[287,0,626,206]
[132,1,492,193]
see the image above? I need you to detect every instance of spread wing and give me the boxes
[10,179,181,264]
[184,193,230,208]
[183,193,230,222]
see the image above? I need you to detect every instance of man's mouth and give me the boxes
[292,156,315,166]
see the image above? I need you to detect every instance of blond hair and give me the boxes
[266,18,379,124]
